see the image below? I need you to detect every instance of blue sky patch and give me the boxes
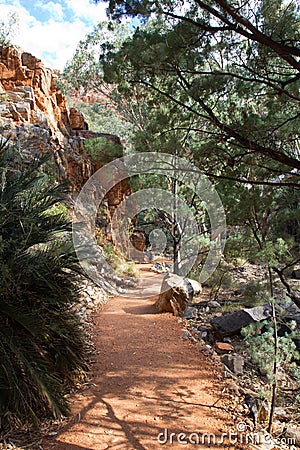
[0,0,108,69]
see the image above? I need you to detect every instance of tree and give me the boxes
[60,21,137,148]
[224,182,300,306]
[0,139,87,430]
[62,20,214,274]
[0,11,18,47]
[68,1,300,296]
[98,0,300,175]
[92,0,300,293]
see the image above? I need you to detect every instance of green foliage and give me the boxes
[242,319,300,383]
[102,242,118,265]
[95,227,107,247]
[202,263,235,301]
[224,233,255,264]
[46,202,69,220]
[85,137,123,164]
[239,280,269,308]
[256,238,293,267]
[63,21,130,91]
[0,140,87,430]
[95,2,299,285]
[71,101,136,148]
[59,21,136,148]
[0,93,8,103]
[223,183,299,301]
[102,242,139,277]
[97,0,300,186]
[69,1,300,299]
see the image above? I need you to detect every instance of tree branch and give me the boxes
[176,71,300,170]
[179,69,300,102]
[193,0,300,71]
[272,266,300,309]
[162,10,231,33]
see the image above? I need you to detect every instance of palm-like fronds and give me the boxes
[0,140,87,430]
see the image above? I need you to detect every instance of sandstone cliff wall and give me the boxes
[0,45,124,195]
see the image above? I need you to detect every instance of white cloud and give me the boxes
[65,0,108,23]
[19,18,91,69]
[0,0,109,70]
[37,1,65,21]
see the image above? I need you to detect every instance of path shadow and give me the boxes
[101,398,147,450]
[123,303,157,315]
[50,443,94,449]
[46,266,235,450]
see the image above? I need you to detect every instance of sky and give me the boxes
[0,0,109,70]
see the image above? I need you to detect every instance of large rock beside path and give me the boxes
[211,304,272,338]
[155,273,202,316]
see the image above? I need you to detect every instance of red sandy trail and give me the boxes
[46,266,247,450]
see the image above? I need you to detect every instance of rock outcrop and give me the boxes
[0,45,125,196]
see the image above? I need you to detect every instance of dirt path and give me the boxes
[46,266,245,450]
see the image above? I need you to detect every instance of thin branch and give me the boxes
[178,69,300,102]
[174,71,300,169]
[193,0,300,71]
[272,266,300,309]
[268,113,300,135]
[201,170,300,188]
[162,10,231,33]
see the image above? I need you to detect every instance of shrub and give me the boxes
[102,242,139,277]
[0,140,87,430]
[242,319,300,383]
[85,137,123,164]
[239,280,269,308]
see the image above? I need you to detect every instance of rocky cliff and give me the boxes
[0,45,123,193]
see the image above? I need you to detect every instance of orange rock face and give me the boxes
[0,45,126,197]
[0,45,133,244]
[69,107,88,130]
[0,46,67,131]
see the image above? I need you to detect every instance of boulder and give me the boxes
[215,342,234,354]
[197,325,211,342]
[211,304,272,338]
[188,278,202,296]
[155,273,194,316]
[182,306,198,319]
